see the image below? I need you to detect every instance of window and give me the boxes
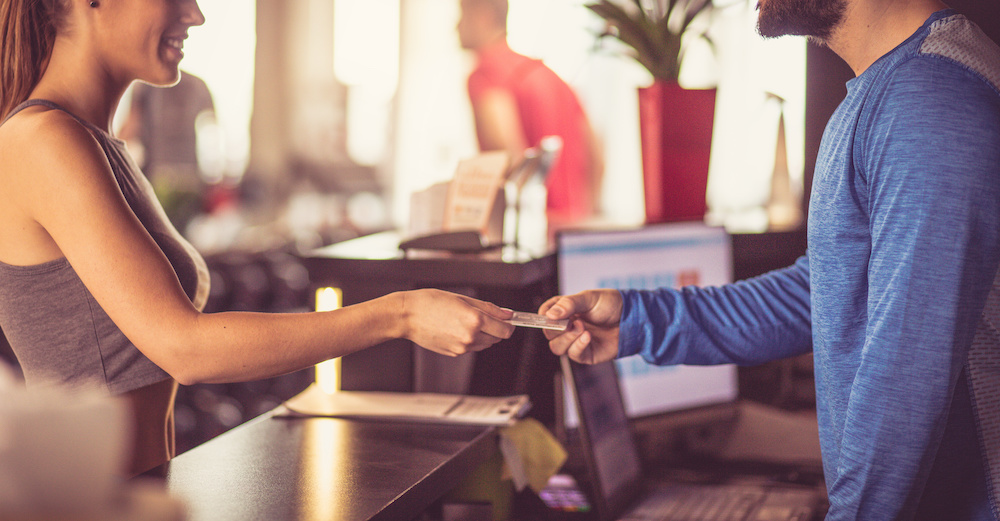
[393,0,807,232]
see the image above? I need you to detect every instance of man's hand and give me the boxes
[538,289,623,364]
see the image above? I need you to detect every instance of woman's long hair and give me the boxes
[0,0,63,119]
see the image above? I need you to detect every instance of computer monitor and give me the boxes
[556,223,740,455]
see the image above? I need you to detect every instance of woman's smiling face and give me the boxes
[92,0,206,87]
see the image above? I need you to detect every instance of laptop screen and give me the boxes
[561,356,644,521]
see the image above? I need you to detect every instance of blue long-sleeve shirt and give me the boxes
[618,11,1000,520]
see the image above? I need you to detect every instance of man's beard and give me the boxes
[756,0,847,44]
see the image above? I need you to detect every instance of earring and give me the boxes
[89,1,98,7]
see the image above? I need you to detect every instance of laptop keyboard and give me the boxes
[620,485,815,521]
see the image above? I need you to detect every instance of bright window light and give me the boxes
[334,0,400,166]
[176,0,256,182]
[315,287,343,394]
[333,0,400,94]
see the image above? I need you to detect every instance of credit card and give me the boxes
[505,311,569,331]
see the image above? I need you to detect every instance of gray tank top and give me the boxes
[0,99,210,393]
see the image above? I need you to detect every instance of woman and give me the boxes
[0,0,515,475]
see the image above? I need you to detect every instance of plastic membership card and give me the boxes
[505,311,569,331]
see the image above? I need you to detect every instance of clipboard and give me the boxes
[278,383,531,426]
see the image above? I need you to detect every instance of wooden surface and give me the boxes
[141,411,499,521]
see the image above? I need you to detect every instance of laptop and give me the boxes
[561,357,823,521]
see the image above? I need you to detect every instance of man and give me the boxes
[457,0,603,226]
[541,0,1000,519]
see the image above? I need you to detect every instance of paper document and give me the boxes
[443,151,510,233]
[280,384,531,426]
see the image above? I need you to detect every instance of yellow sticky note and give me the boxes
[499,418,568,493]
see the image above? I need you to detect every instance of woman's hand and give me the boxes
[400,289,515,356]
[539,289,623,365]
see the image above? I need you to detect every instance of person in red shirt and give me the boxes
[457,0,603,227]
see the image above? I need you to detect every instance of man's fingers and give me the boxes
[548,333,573,356]
[567,330,595,364]
[542,291,605,321]
[543,317,579,340]
[546,320,587,356]
[538,295,562,316]
[549,296,578,319]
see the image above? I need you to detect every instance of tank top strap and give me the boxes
[1,99,97,132]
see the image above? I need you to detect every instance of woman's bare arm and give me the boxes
[7,110,514,385]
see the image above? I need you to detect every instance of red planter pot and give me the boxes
[637,81,717,224]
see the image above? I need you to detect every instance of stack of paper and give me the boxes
[280,384,531,426]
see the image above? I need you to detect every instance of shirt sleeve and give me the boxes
[467,66,503,105]
[825,57,1000,520]
[618,254,813,366]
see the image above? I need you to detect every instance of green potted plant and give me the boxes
[586,0,714,81]
[586,0,718,224]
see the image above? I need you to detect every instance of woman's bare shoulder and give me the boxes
[0,107,106,263]
[2,105,98,155]
[0,105,113,189]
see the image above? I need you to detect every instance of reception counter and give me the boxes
[142,408,500,521]
[302,232,561,425]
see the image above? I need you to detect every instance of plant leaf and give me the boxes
[682,0,713,33]
[587,2,661,70]
[585,0,713,81]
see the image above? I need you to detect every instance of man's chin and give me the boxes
[756,21,835,46]
[755,0,845,42]
[757,12,833,41]
[756,19,797,39]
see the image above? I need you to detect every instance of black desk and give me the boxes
[301,232,560,425]
[303,232,556,290]
[144,410,499,521]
